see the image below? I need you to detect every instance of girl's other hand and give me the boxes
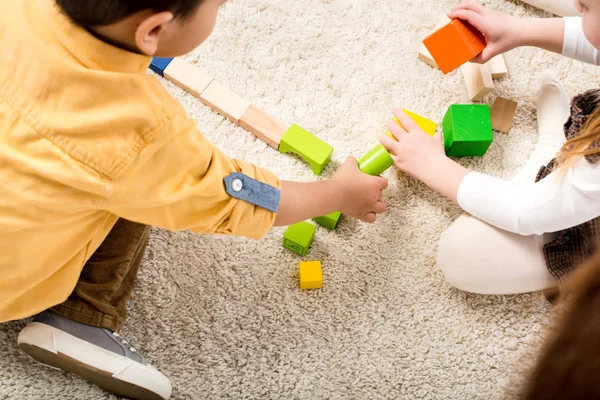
[448,0,524,63]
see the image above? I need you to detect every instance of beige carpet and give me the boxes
[2,0,599,398]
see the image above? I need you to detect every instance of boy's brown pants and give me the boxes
[50,219,150,332]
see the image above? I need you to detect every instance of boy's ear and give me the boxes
[134,11,174,56]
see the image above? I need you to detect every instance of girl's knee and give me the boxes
[436,216,497,293]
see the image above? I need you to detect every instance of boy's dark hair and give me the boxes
[55,0,204,27]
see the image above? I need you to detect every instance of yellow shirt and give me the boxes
[0,0,279,322]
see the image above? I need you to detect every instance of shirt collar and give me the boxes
[31,0,152,74]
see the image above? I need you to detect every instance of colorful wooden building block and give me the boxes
[279,125,334,175]
[423,19,486,74]
[461,62,494,101]
[358,144,394,176]
[164,57,214,98]
[199,81,251,124]
[386,109,438,139]
[299,261,322,290]
[418,16,452,68]
[312,212,342,230]
[149,57,174,76]
[489,54,508,79]
[283,222,316,256]
[490,97,518,133]
[239,105,288,149]
[443,104,493,157]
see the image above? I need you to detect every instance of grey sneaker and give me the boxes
[17,311,171,400]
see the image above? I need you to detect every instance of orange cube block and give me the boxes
[422,19,486,75]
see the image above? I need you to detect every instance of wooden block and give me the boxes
[163,58,214,98]
[423,19,486,74]
[418,16,451,69]
[488,54,508,79]
[199,81,252,124]
[490,97,518,133]
[239,105,288,149]
[312,212,342,230]
[418,47,437,68]
[299,261,322,290]
[386,109,438,139]
[279,125,334,175]
[461,62,494,101]
[358,144,394,176]
[150,57,174,76]
[443,104,493,157]
[283,222,316,257]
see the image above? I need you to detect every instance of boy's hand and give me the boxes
[331,157,388,223]
[379,109,470,204]
[448,0,522,63]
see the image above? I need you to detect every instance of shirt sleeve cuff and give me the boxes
[563,16,584,58]
[219,160,281,239]
[456,171,480,213]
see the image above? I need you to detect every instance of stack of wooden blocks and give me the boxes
[419,17,508,102]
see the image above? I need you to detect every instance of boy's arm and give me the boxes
[104,115,281,239]
[104,115,387,235]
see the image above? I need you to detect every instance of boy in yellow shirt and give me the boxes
[1,0,388,398]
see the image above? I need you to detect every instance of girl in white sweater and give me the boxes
[380,0,600,295]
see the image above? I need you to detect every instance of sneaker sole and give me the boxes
[18,322,171,400]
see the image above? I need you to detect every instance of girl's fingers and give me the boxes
[393,108,421,134]
[449,0,484,15]
[449,9,488,34]
[385,119,407,140]
[379,134,401,154]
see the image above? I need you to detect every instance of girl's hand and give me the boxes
[379,109,470,203]
[448,0,523,63]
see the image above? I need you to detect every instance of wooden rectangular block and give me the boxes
[418,16,451,68]
[199,81,252,124]
[239,105,288,149]
[488,54,508,79]
[490,97,518,133]
[462,62,494,101]
[423,19,486,74]
[163,58,214,98]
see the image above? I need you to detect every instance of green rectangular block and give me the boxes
[443,104,493,157]
[278,124,334,175]
[312,211,342,230]
[283,221,316,256]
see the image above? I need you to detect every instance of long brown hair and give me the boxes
[522,249,600,399]
[556,91,600,171]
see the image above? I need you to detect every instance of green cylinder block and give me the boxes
[358,144,394,176]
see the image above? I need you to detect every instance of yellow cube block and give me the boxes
[386,109,438,140]
[299,261,322,290]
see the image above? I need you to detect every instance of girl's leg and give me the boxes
[518,0,580,16]
[437,214,555,294]
[436,71,570,295]
[511,70,570,183]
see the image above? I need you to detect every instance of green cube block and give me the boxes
[283,221,316,256]
[312,211,342,230]
[279,124,334,175]
[443,104,493,157]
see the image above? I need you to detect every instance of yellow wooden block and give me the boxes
[386,109,438,140]
[299,261,322,290]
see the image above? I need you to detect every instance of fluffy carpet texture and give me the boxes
[2,0,600,398]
